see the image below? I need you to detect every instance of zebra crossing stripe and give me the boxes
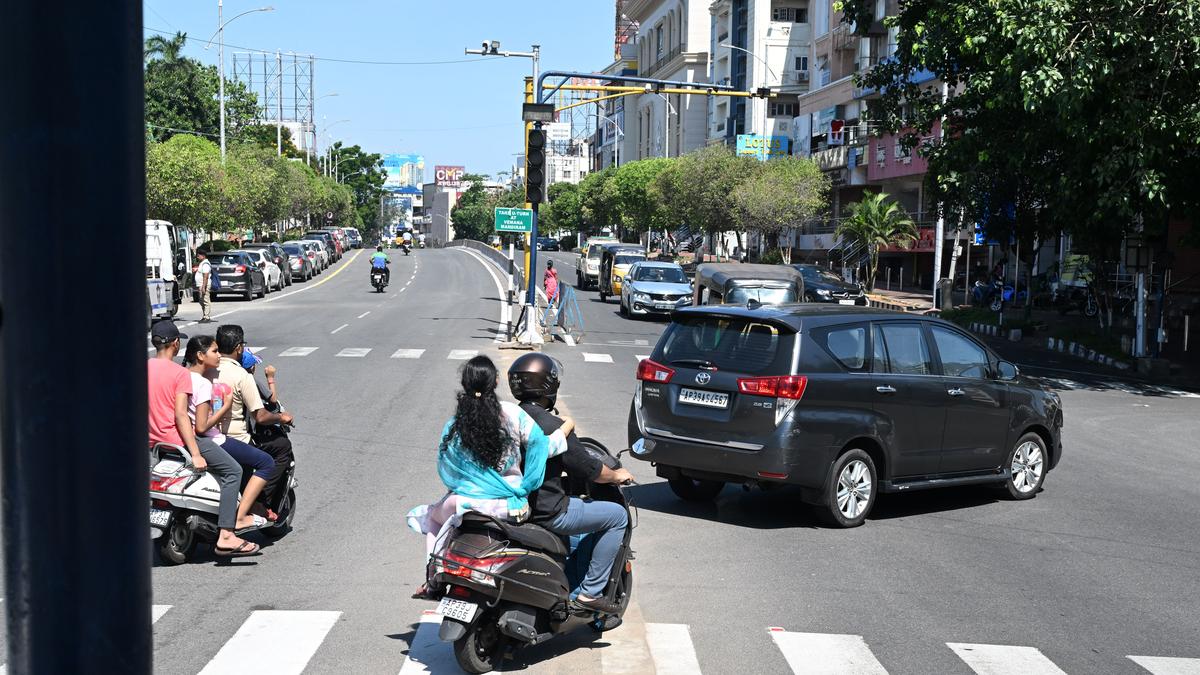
[583,352,614,363]
[947,643,1068,675]
[1128,655,1200,675]
[198,610,341,675]
[646,623,703,674]
[397,612,461,674]
[278,347,318,357]
[391,349,425,359]
[336,348,372,358]
[447,350,477,360]
[768,629,888,675]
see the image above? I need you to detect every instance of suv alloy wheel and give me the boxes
[1001,432,1047,499]
[821,449,877,528]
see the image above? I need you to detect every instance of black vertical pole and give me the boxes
[0,3,150,674]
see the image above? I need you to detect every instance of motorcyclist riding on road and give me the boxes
[508,353,633,615]
[370,245,390,284]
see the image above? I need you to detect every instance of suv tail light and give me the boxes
[736,375,807,400]
[234,264,246,274]
[738,375,807,426]
[637,359,675,384]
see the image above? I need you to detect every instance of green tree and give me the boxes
[836,193,917,291]
[449,174,494,242]
[577,167,617,235]
[222,145,287,237]
[144,32,260,142]
[236,124,306,160]
[322,142,387,228]
[731,157,830,264]
[607,158,672,239]
[652,145,761,257]
[146,134,225,234]
[543,182,584,234]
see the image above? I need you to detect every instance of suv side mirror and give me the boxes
[996,361,1019,381]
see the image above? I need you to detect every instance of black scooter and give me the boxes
[427,438,635,674]
[371,267,388,292]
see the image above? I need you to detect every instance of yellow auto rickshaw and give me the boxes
[597,244,646,302]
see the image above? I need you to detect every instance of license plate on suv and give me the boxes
[679,388,730,409]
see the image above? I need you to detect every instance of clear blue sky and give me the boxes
[143,0,615,181]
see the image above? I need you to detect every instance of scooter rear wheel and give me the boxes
[158,518,194,565]
[453,618,508,674]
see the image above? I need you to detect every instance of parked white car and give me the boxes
[306,239,331,269]
[234,249,284,293]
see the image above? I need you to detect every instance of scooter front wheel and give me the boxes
[158,517,194,565]
[454,617,508,674]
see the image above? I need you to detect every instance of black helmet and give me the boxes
[508,352,560,408]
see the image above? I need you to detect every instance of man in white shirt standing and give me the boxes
[195,250,212,323]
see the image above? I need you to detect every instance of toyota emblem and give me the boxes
[695,372,711,385]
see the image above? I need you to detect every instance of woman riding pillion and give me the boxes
[407,355,574,597]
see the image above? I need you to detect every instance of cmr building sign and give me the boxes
[434,165,465,187]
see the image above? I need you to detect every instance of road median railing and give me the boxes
[542,285,584,345]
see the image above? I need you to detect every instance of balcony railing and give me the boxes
[645,45,683,76]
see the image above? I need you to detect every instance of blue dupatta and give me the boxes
[436,409,552,515]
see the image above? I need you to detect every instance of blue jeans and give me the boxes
[543,498,628,598]
[219,436,275,482]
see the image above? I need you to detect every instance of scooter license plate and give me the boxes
[436,597,478,623]
[150,508,171,528]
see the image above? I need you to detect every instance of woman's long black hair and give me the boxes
[183,335,217,367]
[440,355,511,470]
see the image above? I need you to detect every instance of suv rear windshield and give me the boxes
[727,285,797,305]
[657,316,796,375]
[208,253,243,265]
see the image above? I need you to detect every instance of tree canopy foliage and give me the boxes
[144,31,259,143]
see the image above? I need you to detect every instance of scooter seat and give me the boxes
[458,513,568,557]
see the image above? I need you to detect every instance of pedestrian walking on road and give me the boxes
[544,259,560,306]
[194,250,213,323]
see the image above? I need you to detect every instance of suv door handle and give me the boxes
[876,385,897,394]
[947,388,965,397]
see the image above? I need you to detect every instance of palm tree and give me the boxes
[835,192,917,291]
[144,31,187,63]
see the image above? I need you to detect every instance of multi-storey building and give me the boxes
[626,0,712,159]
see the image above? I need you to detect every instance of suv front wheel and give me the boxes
[667,476,724,502]
[820,449,877,528]
[1001,432,1047,499]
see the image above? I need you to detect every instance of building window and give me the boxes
[772,7,808,23]
[794,55,809,71]
[769,102,797,117]
[656,26,663,60]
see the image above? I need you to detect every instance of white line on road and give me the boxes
[1127,655,1200,674]
[398,612,460,674]
[336,348,371,358]
[198,610,341,675]
[152,605,172,623]
[769,629,889,675]
[583,352,614,363]
[357,311,371,319]
[278,347,318,357]
[447,349,478,360]
[948,642,1068,675]
[391,349,426,359]
[636,354,650,361]
[454,247,509,343]
[330,323,349,334]
[646,623,703,675]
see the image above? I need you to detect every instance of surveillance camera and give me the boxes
[482,40,490,50]
[490,40,501,53]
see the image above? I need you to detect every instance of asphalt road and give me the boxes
[4,246,1193,674]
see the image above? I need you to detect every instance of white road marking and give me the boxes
[1128,656,1200,675]
[330,323,349,334]
[197,610,341,675]
[636,354,650,361]
[152,605,172,623]
[336,348,371,358]
[948,642,1068,675]
[583,352,614,363]
[646,623,703,674]
[357,311,371,319]
[454,247,510,343]
[397,612,460,674]
[391,349,426,359]
[563,334,576,346]
[278,347,317,357]
[247,346,265,355]
[769,629,889,675]
[447,350,478,360]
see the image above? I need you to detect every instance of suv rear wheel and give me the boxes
[667,476,724,502]
[820,449,877,528]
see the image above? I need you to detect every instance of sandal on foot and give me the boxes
[214,541,261,557]
[234,514,268,534]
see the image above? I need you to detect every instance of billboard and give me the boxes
[434,165,466,187]
[736,134,791,161]
[382,153,424,191]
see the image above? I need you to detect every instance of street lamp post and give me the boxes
[310,93,338,166]
[205,2,274,160]
[720,43,777,141]
[656,93,676,158]
[596,114,624,168]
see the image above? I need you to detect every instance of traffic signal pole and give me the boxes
[1,3,152,673]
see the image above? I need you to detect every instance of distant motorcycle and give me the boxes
[973,279,1027,312]
[371,268,388,292]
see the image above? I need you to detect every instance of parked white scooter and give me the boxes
[150,442,297,564]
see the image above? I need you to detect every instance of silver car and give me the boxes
[620,261,693,318]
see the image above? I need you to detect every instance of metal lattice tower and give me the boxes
[232,52,315,149]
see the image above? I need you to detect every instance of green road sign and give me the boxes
[494,207,534,233]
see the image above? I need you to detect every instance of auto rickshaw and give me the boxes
[692,263,805,306]
[597,243,646,302]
